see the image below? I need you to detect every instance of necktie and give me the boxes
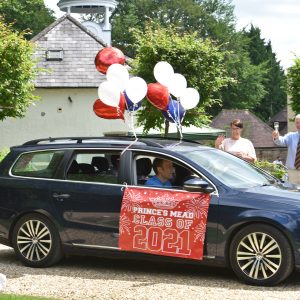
[294,137,300,169]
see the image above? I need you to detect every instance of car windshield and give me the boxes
[176,146,272,189]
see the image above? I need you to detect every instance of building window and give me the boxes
[46,49,64,61]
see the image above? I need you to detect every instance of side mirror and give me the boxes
[183,177,214,194]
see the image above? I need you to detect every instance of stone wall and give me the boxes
[256,147,287,164]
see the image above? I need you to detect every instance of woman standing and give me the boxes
[215,119,257,163]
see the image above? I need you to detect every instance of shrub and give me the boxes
[0,147,9,162]
[254,160,286,180]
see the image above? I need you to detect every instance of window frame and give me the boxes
[10,150,65,179]
[64,149,123,185]
[131,149,217,194]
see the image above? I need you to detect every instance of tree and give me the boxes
[219,52,267,111]
[111,0,235,57]
[211,31,267,115]
[132,23,231,132]
[287,57,300,114]
[0,18,40,121]
[0,0,55,39]
[243,25,286,121]
[196,0,236,42]
[111,0,270,119]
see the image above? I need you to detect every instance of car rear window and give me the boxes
[11,151,64,178]
[66,151,120,184]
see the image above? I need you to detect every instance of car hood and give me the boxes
[246,184,300,206]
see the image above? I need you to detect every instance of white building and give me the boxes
[0,14,126,149]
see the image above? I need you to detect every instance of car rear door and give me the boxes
[51,149,130,249]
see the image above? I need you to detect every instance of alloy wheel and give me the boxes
[16,219,52,262]
[236,232,281,280]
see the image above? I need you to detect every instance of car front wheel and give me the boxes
[229,224,294,286]
[12,213,63,267]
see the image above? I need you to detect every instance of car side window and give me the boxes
[66,151,120,184]
[11,150,64,178]
[134,154,198,188]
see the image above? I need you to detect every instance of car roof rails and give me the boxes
[22,136,201,147]
[22,136,135,146]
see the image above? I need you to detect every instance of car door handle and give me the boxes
[52,193,70,199]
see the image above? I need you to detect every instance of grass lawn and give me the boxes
[0,294,56,300]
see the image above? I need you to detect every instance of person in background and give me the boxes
[273,156,283,166]
[145,158,173,187]
[109,155,120,175]
[272,114,300,185]
[215,119,257,163]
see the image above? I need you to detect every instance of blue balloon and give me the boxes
[124,91,142,111]
[162,98,185,123]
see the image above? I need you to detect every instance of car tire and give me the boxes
[229,224,294,286]
[12,213,63,267]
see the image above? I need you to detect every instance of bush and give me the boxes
[0,17,39,121]
[0,148,9,162]
[254,160,286,180]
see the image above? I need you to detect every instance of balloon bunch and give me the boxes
[93,47,200,141]
[94,47,147,122]
[147,61,200,138]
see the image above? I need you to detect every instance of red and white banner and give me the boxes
[119,187,210,260]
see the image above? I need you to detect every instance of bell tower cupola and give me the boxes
[57,0,118,45]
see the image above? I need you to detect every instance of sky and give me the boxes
[232,0,300,69]
[44,0,300,70]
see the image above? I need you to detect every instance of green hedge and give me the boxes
[254,160,286,180]
[0,148,9,162]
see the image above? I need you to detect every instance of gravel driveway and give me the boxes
[1,244,300,300]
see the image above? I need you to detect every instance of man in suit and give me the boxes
[272,114,300,184]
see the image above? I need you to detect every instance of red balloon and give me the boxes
[95,47,126,74]
[146,83,169,110]
[93,94,125,120]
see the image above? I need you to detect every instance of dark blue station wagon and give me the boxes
[0,137,300,286]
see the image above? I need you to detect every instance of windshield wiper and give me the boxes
[261,182,276,187]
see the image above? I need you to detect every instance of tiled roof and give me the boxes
[211,109,277,148]
[268,107,288,135]
[269,107,287,123]
[31,14,106,88]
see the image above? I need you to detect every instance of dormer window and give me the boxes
[46,48,64,61]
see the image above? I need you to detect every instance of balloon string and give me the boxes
[166,102,183,149]
[130,112,137,139]
[121,181,128,192]
[121,131,138,155]
[178,110,186,141]
[121,108,138,155]
[167,100,183,141]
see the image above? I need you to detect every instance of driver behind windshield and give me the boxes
[145,158,173,187]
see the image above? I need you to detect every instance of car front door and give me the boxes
[123,150,219,260]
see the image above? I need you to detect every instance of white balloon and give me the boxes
[98,81,120,107]
[168,73,187,98]
[153,61,174,87]
[106,64,129,92]
[179,88,200,110]
[125,77,148,104]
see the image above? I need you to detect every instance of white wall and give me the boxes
[0,88,127,148]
